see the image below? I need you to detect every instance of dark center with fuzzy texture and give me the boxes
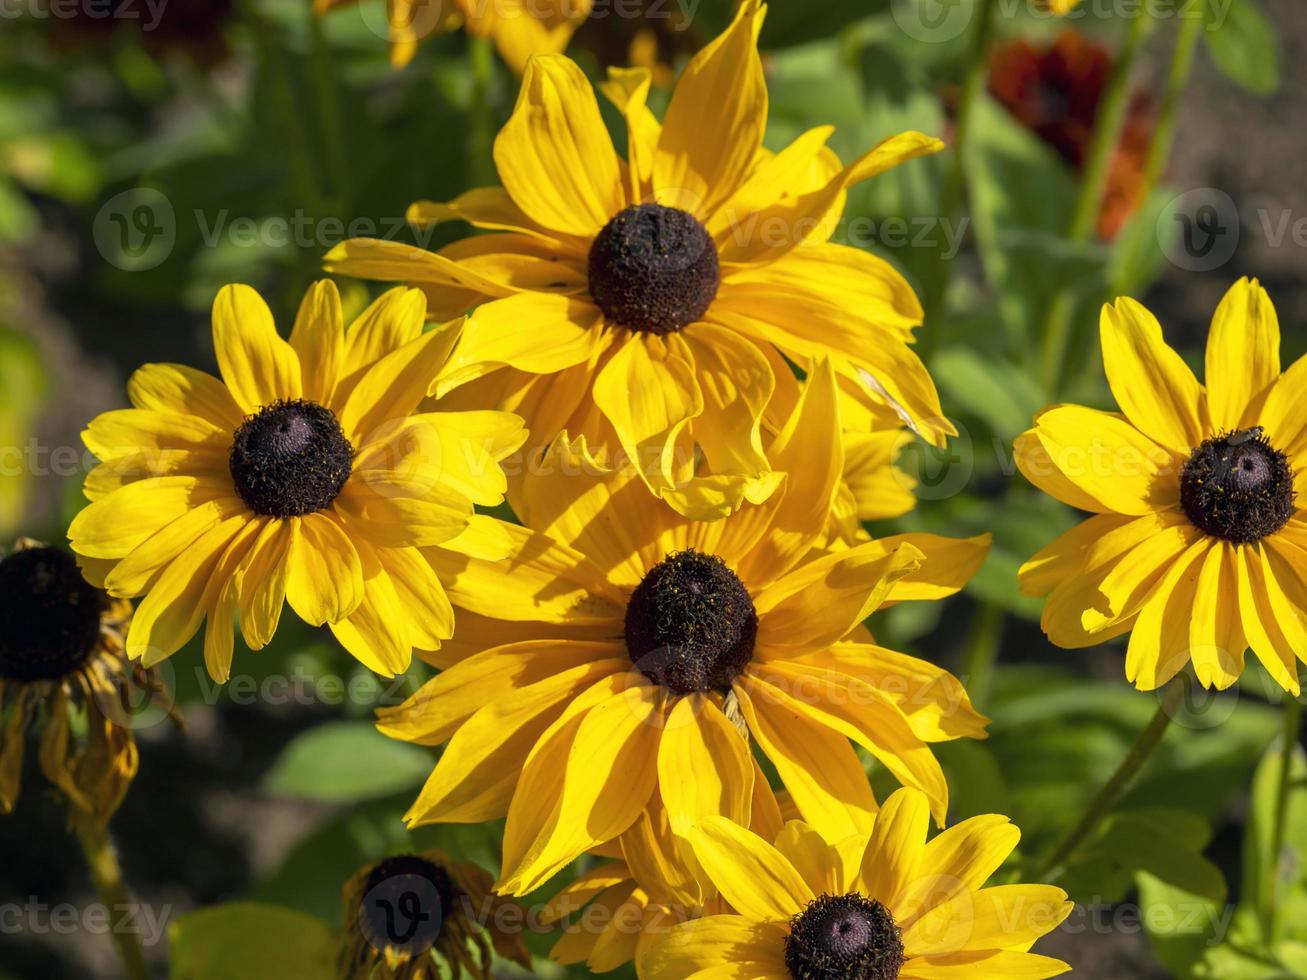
[624,550,756,695]
[588,204,720,335]
[229,399,353,517]
[1179,427,1294,543]
[785,894,905,980]
[361,854,460,948]
[0,547,105,683]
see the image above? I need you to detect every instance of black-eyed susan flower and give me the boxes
[639,787,1074,980]
[380,361,989,897]
[68,281,525,681]
[314,0,593,72]
[340,849,531,979]
[0,540,169,827]
[325,0,951,519]
[1016,278,1307,693]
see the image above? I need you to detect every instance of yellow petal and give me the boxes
[903,884,1073,956]
[334,478,473,549]
[658,696,755,838]
[127,363,243,431]
[690,814,813,922]
[1024,405,1180,516]
[639,916,790,980]
[83,408,229,463]
[876,532,991,606]
[1206,278,1280,430]
[593,332,704,493]
[339,319,461,445]
[375,545,454,651]
[105,496,248,597]
[235,518,292,651]
[202,520,263,683]
[323,238,515,308]
[494,54,625,237]
[69,476,228,560]
[406,186,562,240]
[734,681,876,842]
[1080,511,1200,633]
[654,0,766,217]
[1234,544,1301,695]
[859,786,930,909]
[600,66,660,203]
[1125,538,1211,691]
[899,950,1070,979]
[1260,351,1307,459]
[1188,541,1246,690]
[284,512,364,626]
[289,279,345,407]
[896,814,1021,929]
[680,323,773,484]
[211,284,300,413]
[1100,297,1206,453]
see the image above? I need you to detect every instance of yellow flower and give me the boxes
[380,361,989,896]
[638,788,1073,980]
[1037,0,1083,12]
[68,281,526,681]
[325,0,952,519]
[314,0,593,72]
[339,849,531,979]
[0,540,173,827]
[1015,278,1307,693]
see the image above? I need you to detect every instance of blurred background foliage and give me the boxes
[0,0,1304,977]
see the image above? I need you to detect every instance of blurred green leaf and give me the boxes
[1138,872,1229,979]
[170,903,336,980]
[760,0,885,49]
[263,721,433,803]
[931,346,1044,442]
[1242,733,1307,940]
[1203,0,1281,96]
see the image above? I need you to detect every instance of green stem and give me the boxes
[1035,679,1186,879]
[1267,693,1303,936]
[1108,3,1203,295]
[962,602,1003,711]
[1036,11,1150,396]
[74,820,151,980]
[918,0,999,359]
[309,10,352,210]
[468,35,496,188]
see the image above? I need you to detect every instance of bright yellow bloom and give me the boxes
[68,281,525,681]
[339,849,530,979]
[1037,0,1083,13]
[1016,278,1307,693]
[381,362,989,896]
[314,0,593,72]
[326,0,952,519]
[639,788,1073,980]
[0,540,175,827]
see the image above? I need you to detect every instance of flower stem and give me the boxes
[1108,4,1203,296]
[918,0,999,360]
[468,35,496,188]
[1036,11,1151,396]
[1035,678,1185,879]
[74,819,152,980]
[1266,692,1303,936]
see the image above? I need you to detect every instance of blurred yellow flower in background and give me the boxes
[69,281,525,681]
[639,787,1073,980]
[314,0,594,72]
[326,0,951,519]
[1016,278,1307,693]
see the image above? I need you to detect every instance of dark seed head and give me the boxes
[229,399,353,517]
[588,204,720,335]
[624,550,756,695]
[359,854,459,954]
[0,546,105,683]
[1179,428,1295,543]
[785,893,905,980]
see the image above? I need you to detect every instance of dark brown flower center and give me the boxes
[624,550,756,695]
[1179,427,1294,543]
[358,854,459,955]
[785,893,905,980]
[229,399,353,517]
[588,204,720,335]
[0,546,105,683]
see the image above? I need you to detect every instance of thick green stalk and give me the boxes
[1035,679,1186,879]
[74,820,151,980]
[1267,693,1303,936]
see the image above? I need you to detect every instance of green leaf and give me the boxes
[1138,871,1230,979]
[169,903,336,980]
[263,721,434,803]
[931,346,1044,442]
[1203,0,1281,96]
[1242,733,1307,940]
